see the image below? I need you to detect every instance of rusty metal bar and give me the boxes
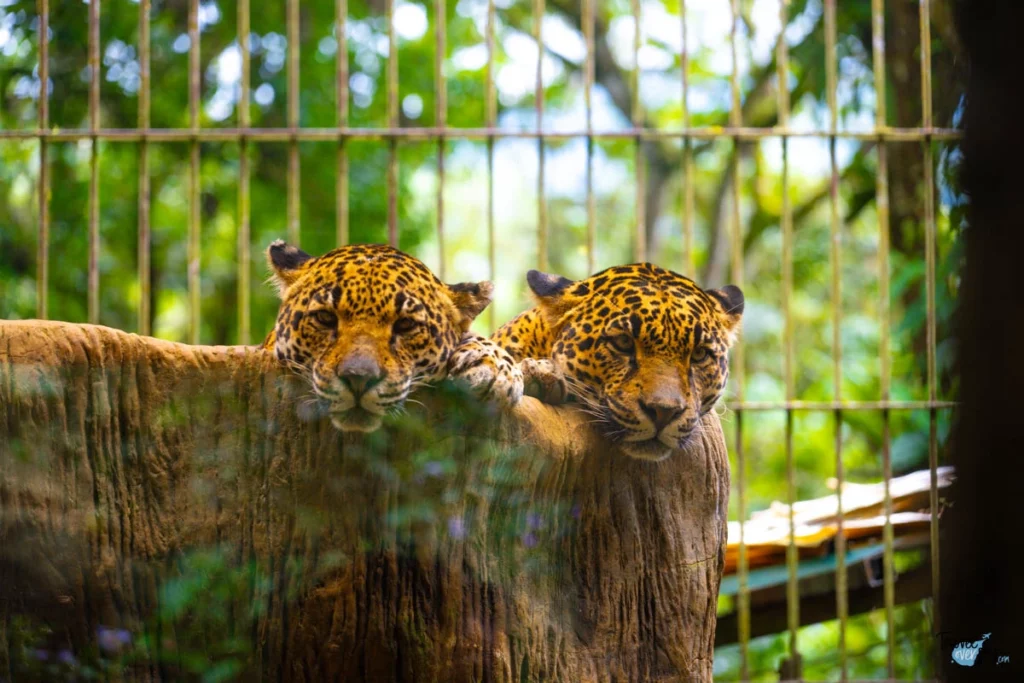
[0,127,963,142]
[735,412,748,681]
[36,0,49,320]
[288,0,300,245]
[872,0,895,677]
[784,407,798,657]
[680,0,694,277]
[824,0,848,676]
[632,0,644,262]
[238,0,251,344]
[485,0,496,329]
[778,0,799,665]
[729,400,954,411]
[387,0,399,247]
[584,0,594,275]
[920,0,941,669]
[534,0,547,270]
[337,0,349,248]
[729,0,748,675]
[88,0,100,324]
[139,0,151,336]
[188,0,200,344]
[436,0,447,279]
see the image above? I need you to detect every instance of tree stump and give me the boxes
[0,320,729,682]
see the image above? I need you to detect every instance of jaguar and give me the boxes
[457,263,744,461]
[263,240,522,433]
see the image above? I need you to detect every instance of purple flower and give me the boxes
[570,503,582,520]
[97,625,132,653]
[447,516,466,539]
[526,512,543,530]
[521,532,537,548]
[30,649,49,661]
[56,649,77,667]
[423,461,444,477]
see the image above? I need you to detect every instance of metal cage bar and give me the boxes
[138,0,152,337]
[823,0,849,677]
[728,0,749,677]
[631,0,644,262]
[337,0,350,249]
[778,0,800,668]
[534,0,547,270]
[485,0,496,329]
[584,0,595,276]
[88,0,100,324]
[238,0,251,345]
[35,0,49,320]
[435,0,447,280]
[874,0,895,676]
[1,127,962,142]
[387,0,399,247]
[188,0,201,344]
[288,0,301,246]
[680,0,694,278]
[18,0,955,678]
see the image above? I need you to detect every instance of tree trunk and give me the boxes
[0,320,729,682]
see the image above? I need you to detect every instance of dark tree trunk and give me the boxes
[939,1,1024,680]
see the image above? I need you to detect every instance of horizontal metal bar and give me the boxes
[0,127,963,142]
[726,400,956,411]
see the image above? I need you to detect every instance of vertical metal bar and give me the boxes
[824,0,848,677]
[238,0,251,344]
[728,0,748,676]
[680,0,694,277]
[920,0,941,667]
[288,0,300,246]
[534,0,547,270]
[337,0,349,247]
[88,0,100,324]
[386,0,399,247]
[435,0,447,279]
[631,0,644,262]
[483,0,495,331]
[36,0,49,320]
[735,414,749,681]
[779,0,800,666]
[188,0,200,344]
[873,0,895,677]
[584,0,594,275]
[485,0,496,329]
[138,0,151,336]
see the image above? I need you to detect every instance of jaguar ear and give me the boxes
[447,281,494,331]
[526,270,584,323]
[707,284,744,343]
[266,239,314,297]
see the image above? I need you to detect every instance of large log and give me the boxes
[0,320,729,682]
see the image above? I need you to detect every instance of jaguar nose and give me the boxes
[338,353,384,397]
[639,399,686,432]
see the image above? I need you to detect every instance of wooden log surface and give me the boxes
[0,320,729,682]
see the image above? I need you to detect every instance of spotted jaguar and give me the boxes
[263,240,522,433]
[458,263,744,461]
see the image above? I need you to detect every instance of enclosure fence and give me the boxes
[6,0,957,679]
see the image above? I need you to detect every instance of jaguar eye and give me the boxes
[311,310,338,328]
[691,347,711,363]
[608,333,635,354]
[393,317,419,334]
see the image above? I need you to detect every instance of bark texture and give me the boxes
[0,320,729,682]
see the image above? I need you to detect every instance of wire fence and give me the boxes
[9,0,956,679]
